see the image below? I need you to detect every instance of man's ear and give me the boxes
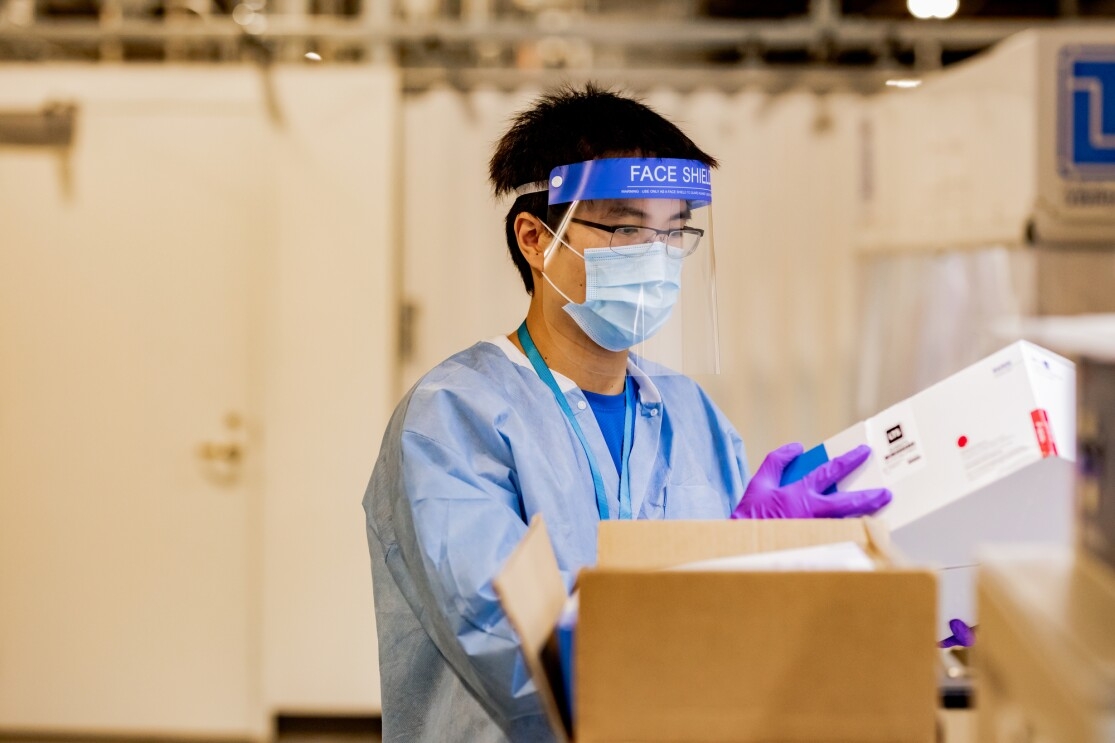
[514,212,550,273]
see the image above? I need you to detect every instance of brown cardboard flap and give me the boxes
[492,515,570,743]
[597,518,887,570]
[862,517,905,564]
[577,568,938,742]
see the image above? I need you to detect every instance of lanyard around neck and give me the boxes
[516,322,634,520]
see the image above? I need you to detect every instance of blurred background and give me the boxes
[1,0,1114,740]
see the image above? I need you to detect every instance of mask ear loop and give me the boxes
[541,268,578,306]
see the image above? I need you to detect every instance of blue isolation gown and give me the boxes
[363,336,750,742]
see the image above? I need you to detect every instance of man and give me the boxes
[363,84,891,743]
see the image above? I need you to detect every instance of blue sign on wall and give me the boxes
[1059,45,1115,181]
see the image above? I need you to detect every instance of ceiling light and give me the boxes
[936,0,959,18]
[907,0,935,19]
[907,0,959,19]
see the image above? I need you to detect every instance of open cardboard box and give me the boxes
[494,516,939,743]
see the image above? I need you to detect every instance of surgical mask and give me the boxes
[545,242,684,352]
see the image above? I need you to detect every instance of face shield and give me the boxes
[527,157,720,376]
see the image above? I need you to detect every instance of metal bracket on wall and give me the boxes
[398,300,419,364]
[0,101,77,147]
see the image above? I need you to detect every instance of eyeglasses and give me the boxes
[569,217,704,258]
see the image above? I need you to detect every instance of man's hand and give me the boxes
[731,443,892,519]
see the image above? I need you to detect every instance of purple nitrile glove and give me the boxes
[731,442,893,519]
[938,619,976,649]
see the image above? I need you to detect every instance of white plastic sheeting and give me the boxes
[853,246,1037,418]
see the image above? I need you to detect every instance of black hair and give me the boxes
[489,83,718,295]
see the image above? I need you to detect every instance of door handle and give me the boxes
[197,441,243,463]
[196,412,246,484]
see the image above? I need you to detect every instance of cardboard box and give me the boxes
[495,516,938,743]
[784,340,1077,636]
[976,546,1115,743]
[1079,355,1115,575]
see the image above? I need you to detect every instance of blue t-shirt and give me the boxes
[581,378,631,475]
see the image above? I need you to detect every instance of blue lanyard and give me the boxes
[517,322,634,520]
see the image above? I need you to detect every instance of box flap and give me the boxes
[597,518,884,570]
[492,516,570,743]
[859,516,920,568]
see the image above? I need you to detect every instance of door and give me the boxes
[0,69,267,737]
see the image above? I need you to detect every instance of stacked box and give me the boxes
[977,547,1115,743]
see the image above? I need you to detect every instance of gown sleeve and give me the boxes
[367,380,572,736]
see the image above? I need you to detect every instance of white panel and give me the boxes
[261,66,397,715]
[0,63,396,733]
[0,65,267,737]
[858,33,1038,252]
[399,86,533,392]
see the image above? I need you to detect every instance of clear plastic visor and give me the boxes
[538,194,720,377]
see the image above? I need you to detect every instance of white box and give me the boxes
[789,341,1076,636]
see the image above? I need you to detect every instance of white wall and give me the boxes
[260,67,396,715]
[0,64,396,733]
[398,87,536,390]
[0,65,270,737]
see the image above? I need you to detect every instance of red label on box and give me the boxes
[1031,409,1058,458]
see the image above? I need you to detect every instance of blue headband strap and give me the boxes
[546,158,712,206]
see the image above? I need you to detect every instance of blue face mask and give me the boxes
[555,243,684,352]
